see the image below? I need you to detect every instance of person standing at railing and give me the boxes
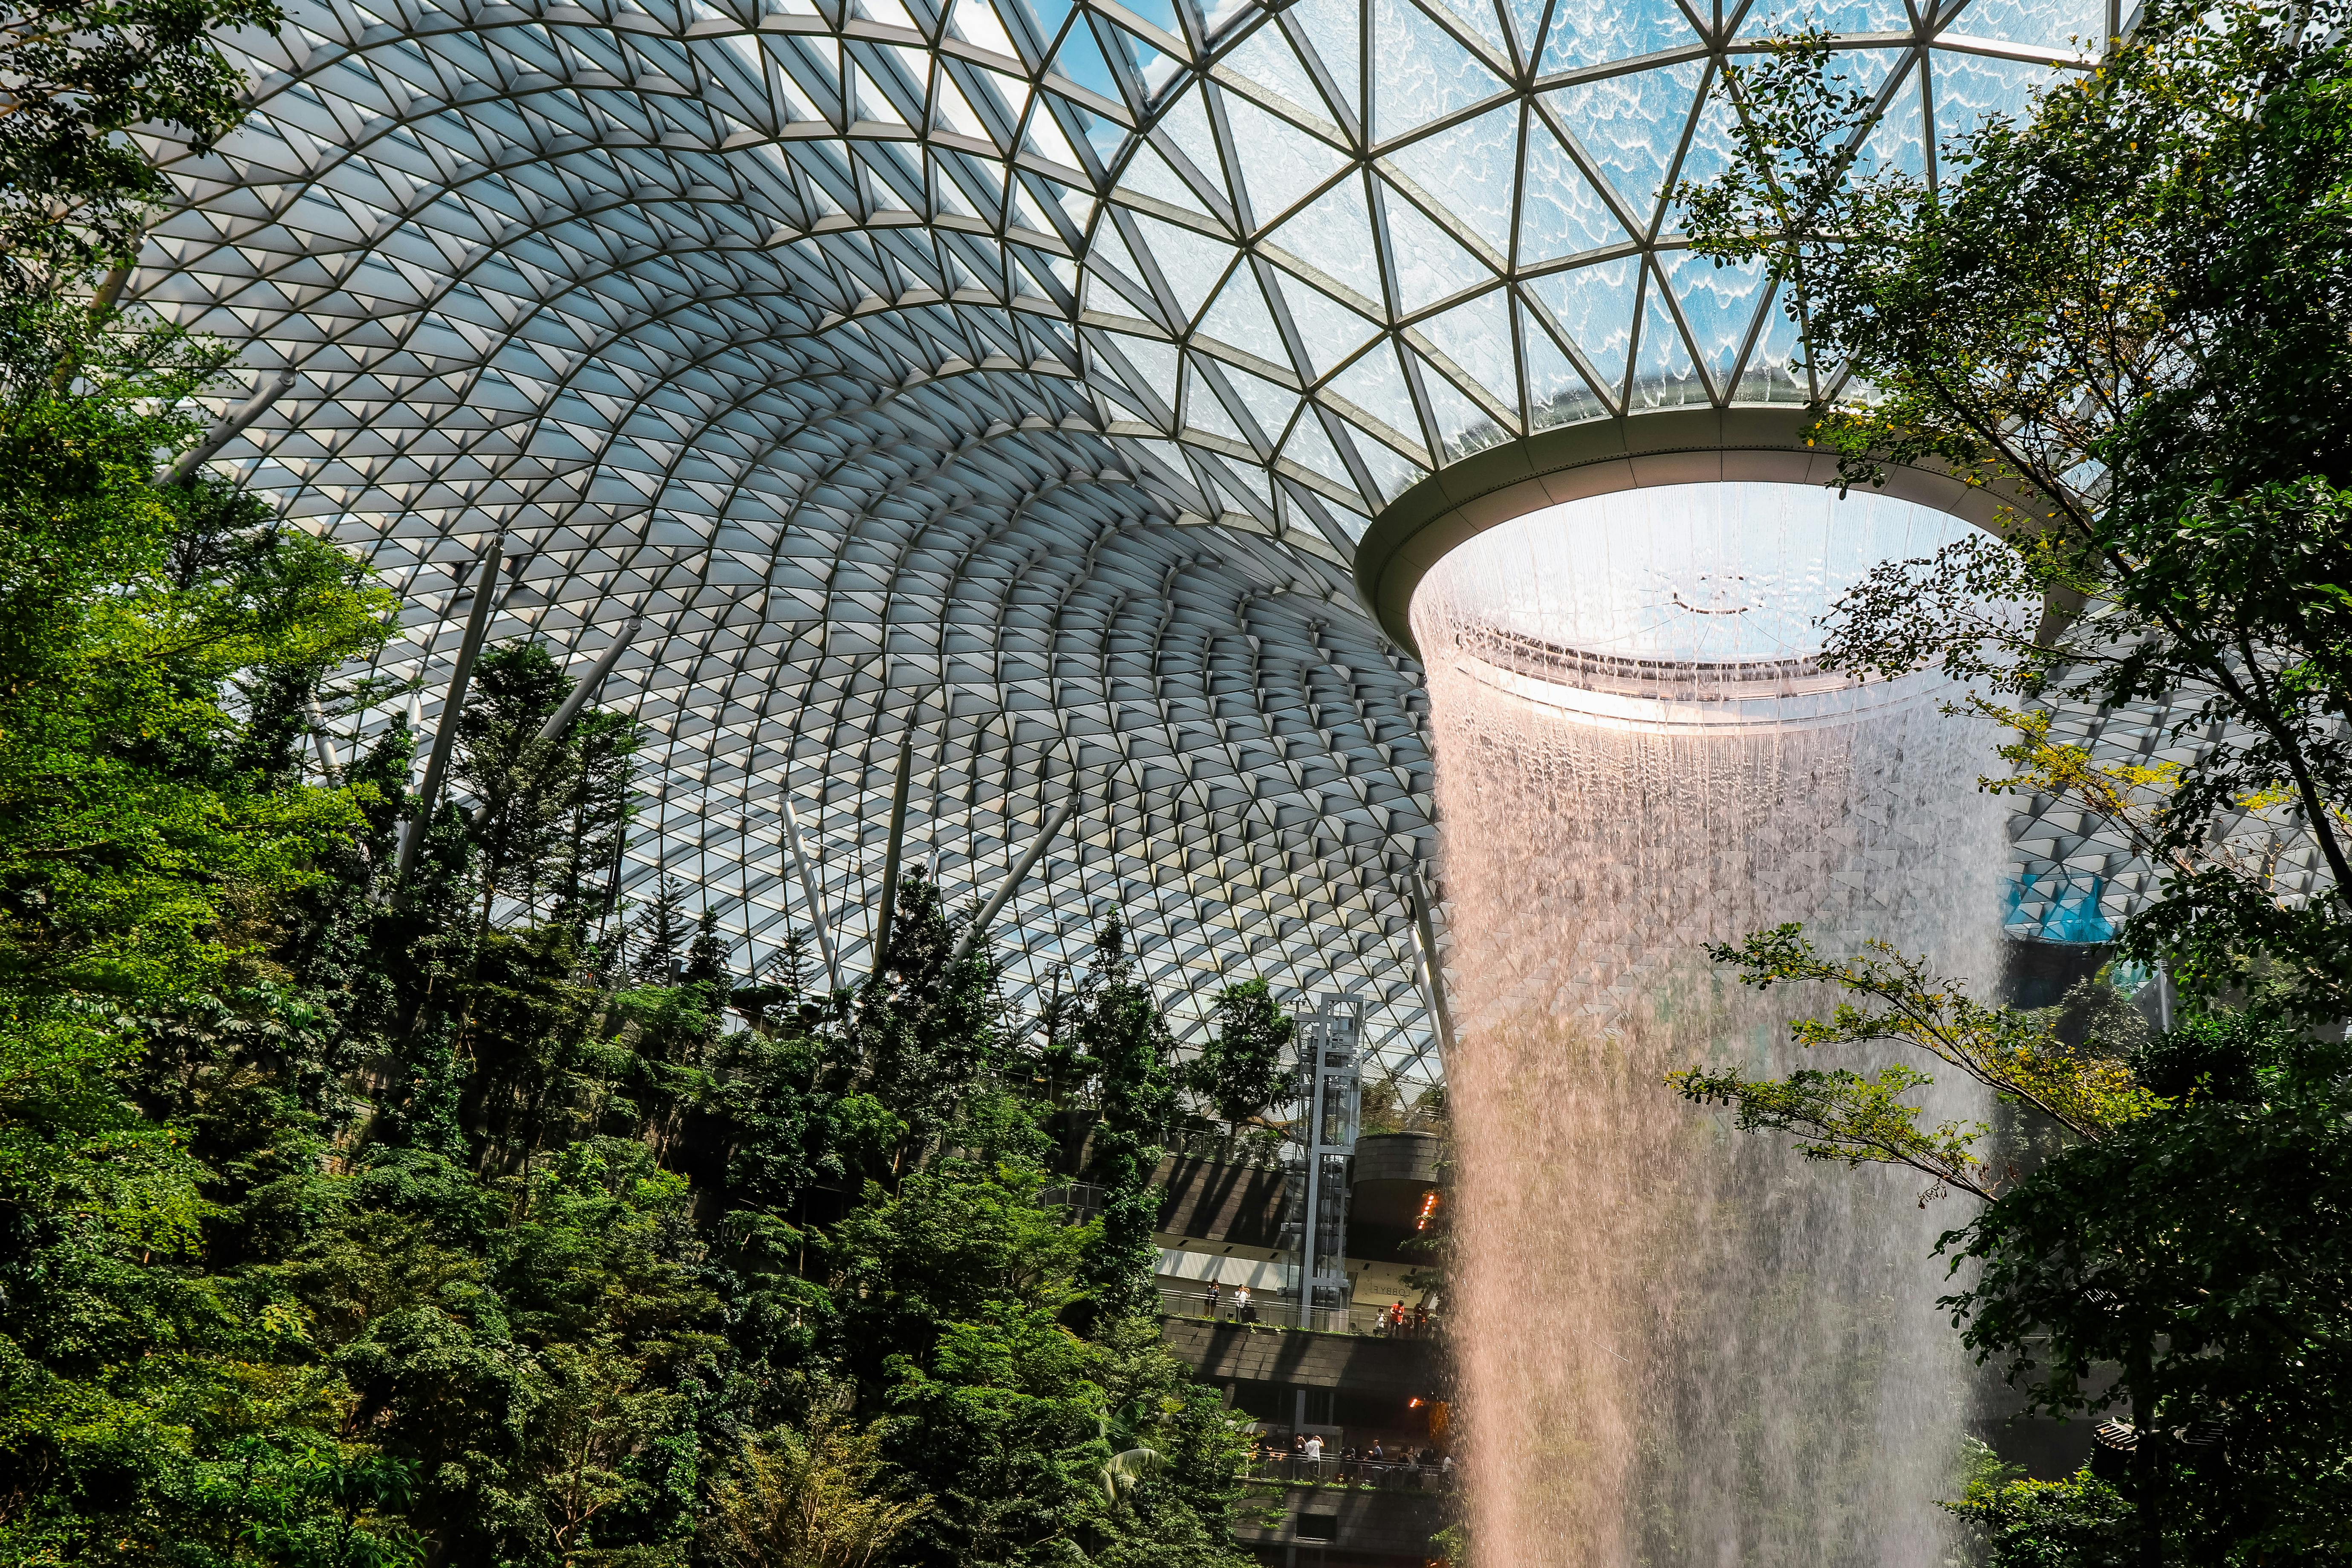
[1303,1433,1323,1480]
[1234,1284,1253,1323]
[1205,1281,1220,1319]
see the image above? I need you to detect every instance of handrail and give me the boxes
[1157,1285,1441,1338]
[1242,1453,1457,1491]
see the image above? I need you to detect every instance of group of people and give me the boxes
[1261,1434,1454,1487]
[1195,1282,1434,1336]
[1203,1282,1260,1323]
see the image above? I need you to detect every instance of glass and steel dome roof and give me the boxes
[138,0,2109,1083]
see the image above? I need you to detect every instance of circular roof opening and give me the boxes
[1409,482,1972,728]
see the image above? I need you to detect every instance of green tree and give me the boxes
[0,6,1256,1566]
[1946,1466,2136,1568]
[0,0,286,277]
[0,295,395,1562]
[1181,980,1292,1131]
[1071,919,1175,1325]
[1682,0,2352,1021]
[452,643,635,931]
[704,1418,929,1568]
[1671,7,2352,1560]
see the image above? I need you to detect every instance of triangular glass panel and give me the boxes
[1539,0,1691,72]
[869,166,916,212]
[1529,255,1636,392]
[1183,363,1252,443]
[1024,102,1084,167]
[1127,212,1237,321]
[1225,95,1350,230]
[1419,285,1516,411]
[1630,271,1706,409]
[1341,419,1430,505]
[1423,0,1509,65]
[1520,300,1609,427]
[1114,22,1184,99]
[1011,183,1056,234]
[1088,353,1164,422]
[1662,247,1766,389]
[1118,141,1216,218]
[1213,454,1276,514]
[946,247,987,295]
[1372,0,1505,141]
[1415,352,1506,460]
[1052,178,1097,229]
[1328,343,1426,451]
[1224,364,1305,445]
[1265,176,1385,309]
[1268,270,1380,379]
[1380,185,1491,314]
[933,71,990,139]
[1516,120,1620,263]
[1105,329,1180,406]
[1198,268,1288,362]
[1661,65,1745,231]
[1281,410,1354,487]
[1734,280,1809,404]
[1159,84,1226,184]
[1849,61,1926,182]
[1928,49,2063,142]
[1224,23,1330,120]
[1049,23,1119,100]
[851,64,909,125]
[1070,104,1128,165]
[1542,61,1703,231]
[1290,0,1363,121]
[1383,102,1519,257]
[952,0,1019,57]
[1740,0,1910,36]
[1942,0,2104,51]
[1022,254,1073,303]
[1086,216,1149,291]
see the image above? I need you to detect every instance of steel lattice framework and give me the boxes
[136,0,2118,1086]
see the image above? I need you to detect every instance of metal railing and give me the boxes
[1244,1452,1457,1490]
[1158,1285,1442,1338]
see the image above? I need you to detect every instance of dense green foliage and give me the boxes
[1,0,288,274]
[1178,982,1292,1132]
[1947,1456,2136,1568]
[1685,0,2352,1018]
[1677,3,2352,1562]
[0,299,1261,1567]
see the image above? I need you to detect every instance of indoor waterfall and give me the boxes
[1412,484,2006,1568]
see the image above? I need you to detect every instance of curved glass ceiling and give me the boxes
[135,0,2107,1086]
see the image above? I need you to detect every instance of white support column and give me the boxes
[391,537,504,892]
[782,794,841,992]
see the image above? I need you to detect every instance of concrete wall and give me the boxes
[1236,1481,1448,1563]
[1156,1155,1289,1246]
[1161,1319,1440,1402]
[1351,1132,1442,1187]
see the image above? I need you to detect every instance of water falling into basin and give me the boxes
[1412,483,2004,1568]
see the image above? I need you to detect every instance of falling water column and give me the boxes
[1420,641,2001,1568]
